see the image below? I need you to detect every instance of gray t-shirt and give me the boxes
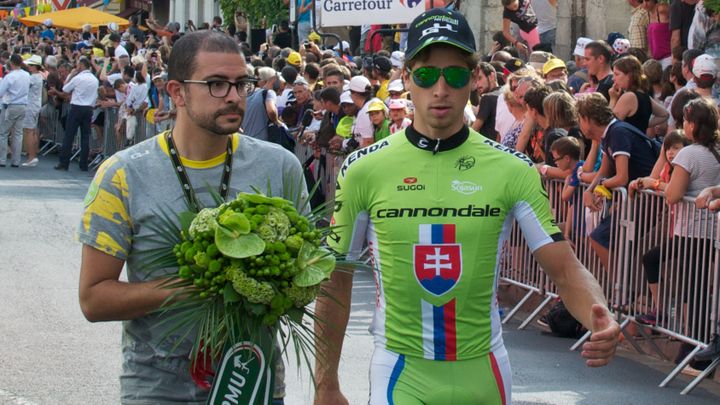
[77,132,306,404]
[241,89,276,141]
[672,143,720,238]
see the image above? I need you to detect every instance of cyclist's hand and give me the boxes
[314,388,349,405]
[582,304,621,367]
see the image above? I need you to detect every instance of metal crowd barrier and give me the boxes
[500,179,720,395]
[39,104,65,156]
[625,192,720,393]
[88,107,163,171]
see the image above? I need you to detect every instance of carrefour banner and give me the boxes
[320,0,427,27]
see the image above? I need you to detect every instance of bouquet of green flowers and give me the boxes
[146,191,335,404]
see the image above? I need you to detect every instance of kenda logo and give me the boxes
[451,180,482,195]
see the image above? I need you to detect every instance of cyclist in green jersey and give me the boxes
[314,9,621,405]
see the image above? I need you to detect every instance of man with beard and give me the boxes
[471,62,501,141]
[77,31,304,404]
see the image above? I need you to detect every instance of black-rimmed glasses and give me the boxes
[182,79,256,98]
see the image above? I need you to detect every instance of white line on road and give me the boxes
[0,389,39,405]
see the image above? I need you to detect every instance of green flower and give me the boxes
[188,208,219,239]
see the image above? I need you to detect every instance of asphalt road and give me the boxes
[2,158,720,405]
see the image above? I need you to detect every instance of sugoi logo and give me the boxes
[451,180,482,195]
[400,0,423,7]
[398,177,425,191]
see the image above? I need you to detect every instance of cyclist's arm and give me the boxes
[534,243,620,367]
[534,242,608,329]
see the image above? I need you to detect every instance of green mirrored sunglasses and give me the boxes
[409,66,472,89]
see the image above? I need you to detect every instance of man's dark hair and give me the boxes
[585,41,612,65]
[9,53,23,67]
[304,62,320,81]
[320,86,341,104]
[167,31,240,82]
[325,68,344,81]
[78,57,92,70]
[109,33,120,43]
[523,85,551,117]
[281,65,298,84]
[681,48,703,70]
[478,62,496,79]
[122,65,135,79]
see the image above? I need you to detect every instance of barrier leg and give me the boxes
[518,294,554,330]
[680,357,720,395]
[659,345,702,388]
[634,324,669,360]
[502,289,535,324]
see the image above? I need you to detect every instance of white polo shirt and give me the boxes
[63,70,99,107]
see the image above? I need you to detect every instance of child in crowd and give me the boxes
[388,99,411,134]
[629,130,688,199]
[367,99,391,142]
[552,137,584,241]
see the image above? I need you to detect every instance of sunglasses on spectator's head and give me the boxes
[408,66,472,89]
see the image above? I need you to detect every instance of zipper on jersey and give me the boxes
[433,138,441,155]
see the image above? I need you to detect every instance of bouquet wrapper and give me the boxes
[206,326,276,405]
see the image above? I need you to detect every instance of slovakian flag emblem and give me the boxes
[414,224,462,296]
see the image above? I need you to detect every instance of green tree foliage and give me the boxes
[219,0,290,29]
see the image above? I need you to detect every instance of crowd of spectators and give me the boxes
[0,0,719,372]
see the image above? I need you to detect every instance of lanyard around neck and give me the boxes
[166,132,234,213]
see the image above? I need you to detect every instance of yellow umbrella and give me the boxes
[20,7,129,31]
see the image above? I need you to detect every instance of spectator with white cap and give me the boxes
[348,75,375,147]
[390,51,404,70]
[386,79,405,101]
[691,53,719,102]
[568,37,592,93]
[333,40,350,56]
[388,98,411,134]
[21,55,44,167]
